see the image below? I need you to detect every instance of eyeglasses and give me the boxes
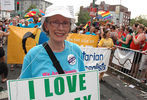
[49,20,70,27]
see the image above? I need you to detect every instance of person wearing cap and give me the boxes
[20,5,85,79]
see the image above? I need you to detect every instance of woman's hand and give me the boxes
[132,32,136,37]
[0,31,4,37]
[142,50,147,55]
[117,38,122,42]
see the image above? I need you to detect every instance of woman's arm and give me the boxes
[3,31,10,36]
[133,33,145,45]
[0,33,3,37]
[100,27,104,38]
[118,34,131,45]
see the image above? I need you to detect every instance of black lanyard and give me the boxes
[43,42,65,74]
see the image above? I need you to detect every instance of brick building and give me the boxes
[109,4,131,25]
[82,1,131,26]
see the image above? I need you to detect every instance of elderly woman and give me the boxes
[20,5,85,79]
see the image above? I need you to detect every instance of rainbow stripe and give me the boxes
[101,11,111,20]
[101,11,110,17]
[104,15,111,20]
[83,23,88,29]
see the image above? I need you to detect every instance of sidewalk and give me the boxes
[0,66,147,100]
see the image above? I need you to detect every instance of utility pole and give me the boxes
[90,0,95,26]
[119,0,122,26]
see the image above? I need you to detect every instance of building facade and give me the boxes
[0,0,11,20]
[84,1,131,26]
[109,4,131,26]
[12,0,52,17]
[0,11,11,20]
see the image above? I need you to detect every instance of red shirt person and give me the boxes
[130,25,146,50]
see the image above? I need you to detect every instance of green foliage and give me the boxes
[77,7,91,26]
[25,4,37,13]
[130,15,147,27]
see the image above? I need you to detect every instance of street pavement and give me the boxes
[0,65,147,100]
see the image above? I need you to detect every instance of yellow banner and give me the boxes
[7,26,41,64]
[67,33,99,47]
[7,27,99,64]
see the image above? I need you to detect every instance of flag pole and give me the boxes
[90,0,95,26]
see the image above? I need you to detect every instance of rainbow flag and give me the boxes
[101,11,111,20]
[83,23,88,29]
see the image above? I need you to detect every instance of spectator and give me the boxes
[139,33,147,83]
[9,18,17,26]
[110,25,117,43]
[116,26,126,46]
[98,30,114,82]
[118,26,133,48]
[22,20,30,28]
[0,24,9,83]
[132,23,139,35]
[94,26,100,35]
[9,18,19,71]
[130,24,146,50]
[28,15,41,28]
[85,27,96,35]
[130,24,146,77]
[105,23,111,30]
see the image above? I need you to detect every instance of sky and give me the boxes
[46,0,147,19]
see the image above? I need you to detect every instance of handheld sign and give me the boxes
[7,70,100,100]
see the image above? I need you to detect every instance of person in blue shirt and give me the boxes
[85,27,96,35]
[9,18,17,26]
[28,15,41,28]
[22,20,30,28]
[20,5,85,79]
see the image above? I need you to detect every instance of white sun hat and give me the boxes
[41,4,75,32]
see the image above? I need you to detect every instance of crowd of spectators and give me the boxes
[72,22,147,82]
[72,23,147,52]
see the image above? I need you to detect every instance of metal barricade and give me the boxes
[109,45,147,81]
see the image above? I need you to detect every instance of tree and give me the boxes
[25,4,37,13]
[77,6,91,26]
[130,15,147,27]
